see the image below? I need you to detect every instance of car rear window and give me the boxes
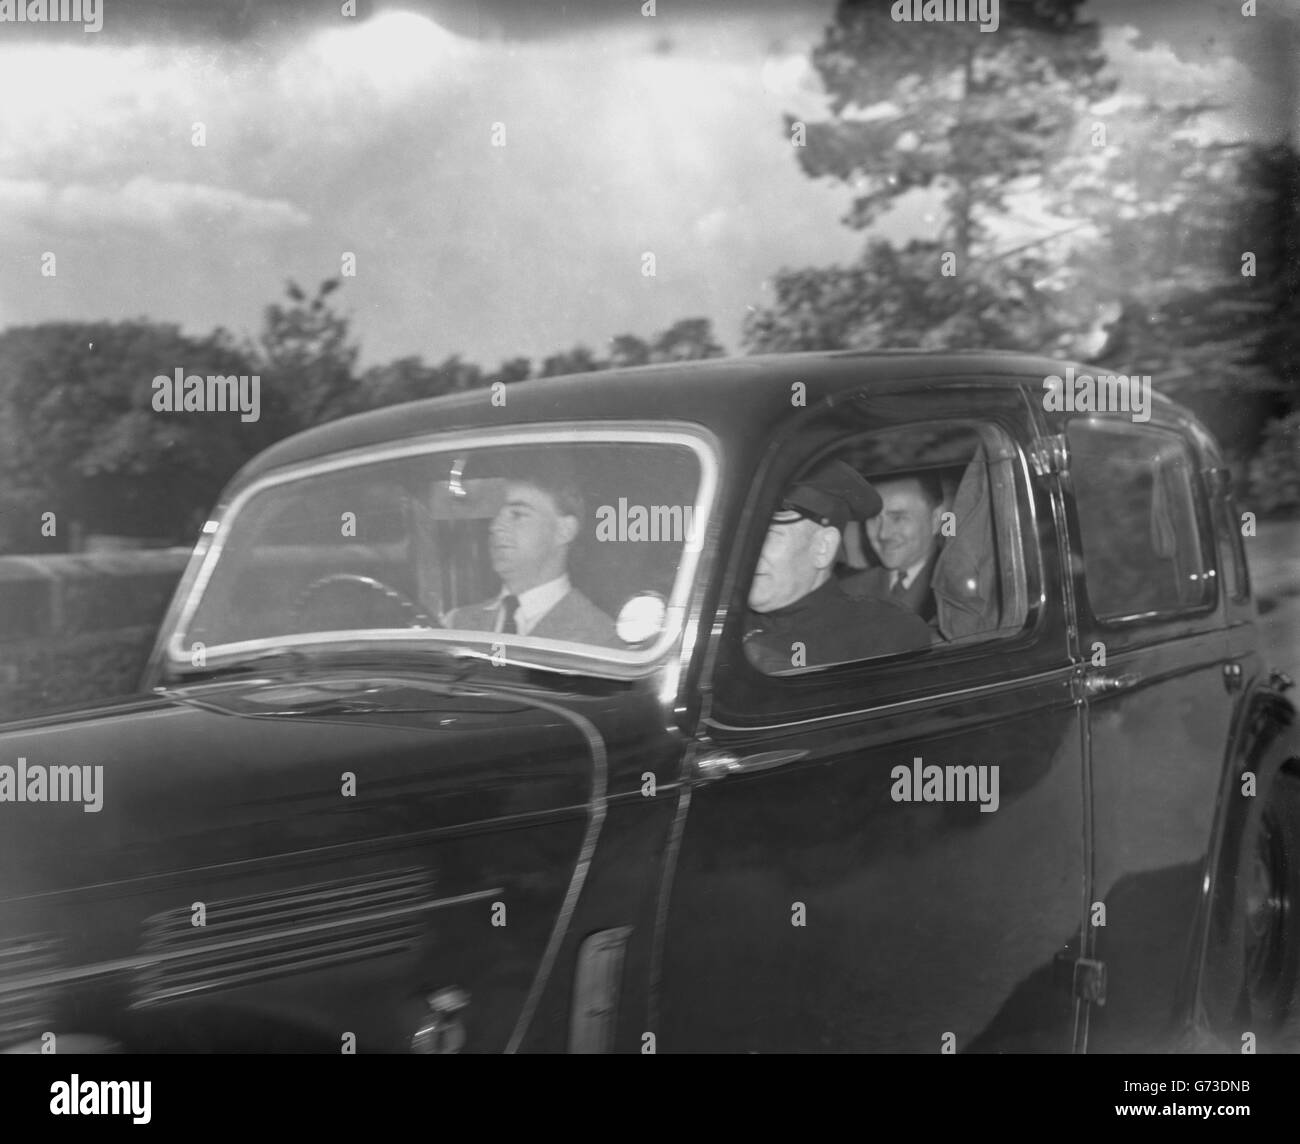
[1066,421,1213,622]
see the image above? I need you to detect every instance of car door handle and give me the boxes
[693,748,809,782]
[1081,671,1141,698]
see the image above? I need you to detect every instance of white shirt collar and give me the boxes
[499,574,570,635]
[894,554,931,590]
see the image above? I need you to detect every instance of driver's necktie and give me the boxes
[891,572,908,600]
[500,594,520,635]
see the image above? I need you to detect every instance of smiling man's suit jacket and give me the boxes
[844,550,941,623]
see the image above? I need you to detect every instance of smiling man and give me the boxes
[743,461,932,673]
[851,473,948,623]
[442,461,618,647]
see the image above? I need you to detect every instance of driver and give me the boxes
[442,462,619,648]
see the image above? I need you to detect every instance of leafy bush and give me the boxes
[1248,413,1300,517]
[1,626,157,722]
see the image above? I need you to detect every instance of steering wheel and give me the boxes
[289,573,434,631]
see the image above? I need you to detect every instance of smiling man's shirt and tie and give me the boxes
[889,557,928,600]
[845,475,947,623]
[442,475,619,648]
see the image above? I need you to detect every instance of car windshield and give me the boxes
[168,426,715,674]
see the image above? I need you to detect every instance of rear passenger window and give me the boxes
[742,421,1033,675]
[1066,421,1213,622]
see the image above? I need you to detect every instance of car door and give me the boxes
[1043,408,1236,1051]
[657,381,1089,1052]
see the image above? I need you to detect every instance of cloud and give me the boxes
[0,176,310,234]
[297,9,472,96]
[1099,7,1291,142]
[0,0,1281,373]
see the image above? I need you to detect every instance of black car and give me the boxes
[1,351,1296,1052]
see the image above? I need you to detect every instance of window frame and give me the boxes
[1063,418,1220,629]
[161,421,722,682]
[706,383,1061,730]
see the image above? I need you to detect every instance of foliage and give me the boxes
[648,319,725,362]
[799,0,1113,260]
[0,321,282,551]
[747,0,1113,355]
[608,334,651,368]
[358,354,484,406]
[0,626,158,722]
[0,292,729,555]
[744,238,1065,352]
[257,278,361,425]
[539,317,725,376]
[1249,413,1300,517]
[752,0,1296,473]
[1055,117,1298,454]
[540,345,602,377]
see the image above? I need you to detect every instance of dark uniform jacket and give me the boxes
[743,576,933,673]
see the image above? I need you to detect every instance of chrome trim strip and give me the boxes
[1074,664,1095,1055]
[1090,598,1218,628]
[497,688,609,1054]
[704,663,1077,734]
[137,934,418,1006]
[0,888,503,997]
[647,761,694,1037]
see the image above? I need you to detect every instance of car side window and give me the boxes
[742,420,1033,675]
[1066,421,1213,622]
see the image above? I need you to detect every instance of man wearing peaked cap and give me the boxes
[780,459,884,530]
[743,460,932,673]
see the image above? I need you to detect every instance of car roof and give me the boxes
[234,350,1182,485]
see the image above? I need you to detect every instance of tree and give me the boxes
[1052,105,1298,459]
[649,318,725,362]
[1249,412,1300,516]
[0,321,280,552]
[542,321,724,375]
[486,356,533,386]
[357,356,448,407]
[608,334,651,368]
[745,239,1063,353]
[540,346,603,377]
[358,354,488,408]
[257,278,361,427]
[747,0,1114,354]
[428,354,485,394]
[799,0,1113,263]
[1243,145,1300,411]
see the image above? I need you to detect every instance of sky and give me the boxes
[0,0,1295,369]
